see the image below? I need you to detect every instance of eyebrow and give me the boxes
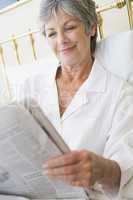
[46,19,79,31]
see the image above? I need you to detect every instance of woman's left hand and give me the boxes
[42,150,105,187]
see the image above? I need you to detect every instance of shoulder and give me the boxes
[102,62,133,110]
[94,56,132,92]
[105,65,133,95]
[94,58,133,110]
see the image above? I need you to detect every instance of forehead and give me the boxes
[45,8,80,29]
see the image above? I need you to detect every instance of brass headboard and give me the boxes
[0,0,133,102]
[0,0,133,66]
[97,0,133,38]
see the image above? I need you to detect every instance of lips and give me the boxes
[60,45,76,54]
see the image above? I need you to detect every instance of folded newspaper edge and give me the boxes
[27,100,70,154]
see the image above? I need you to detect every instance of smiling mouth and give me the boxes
[60,45,76,54]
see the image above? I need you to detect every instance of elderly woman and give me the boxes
[24,0,133,199]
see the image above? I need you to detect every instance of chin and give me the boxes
[60,58,78,67]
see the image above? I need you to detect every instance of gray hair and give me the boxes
[39,0,97,54]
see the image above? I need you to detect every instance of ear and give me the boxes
[90,23,97,36]
[86,23,97,37]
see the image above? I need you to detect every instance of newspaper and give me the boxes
[0,102,89,200]
[0,195,28,200]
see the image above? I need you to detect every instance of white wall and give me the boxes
[0,0,41,40]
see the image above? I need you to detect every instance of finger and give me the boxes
[71,179,91,188]
[47,173,90,185]
[48,174,78,183]
[43,151,80,168]
[44,163,80,176]
[46,166,92,181]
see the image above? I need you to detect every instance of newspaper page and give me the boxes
[0,103,89,200]
[0,195,29,200]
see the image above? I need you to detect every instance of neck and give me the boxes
[57,56,93,83]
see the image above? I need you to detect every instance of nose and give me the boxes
[57,30,68,46]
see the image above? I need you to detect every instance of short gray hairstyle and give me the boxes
[39,0,97,54]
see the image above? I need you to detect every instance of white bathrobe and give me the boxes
[16,57,133,200]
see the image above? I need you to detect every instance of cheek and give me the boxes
[69,32,79,41]
[79,33,90,48]
[71,30,89,47]
[48,39,57,54]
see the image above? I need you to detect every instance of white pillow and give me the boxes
[95,31,133,83]
[7,58,57,85]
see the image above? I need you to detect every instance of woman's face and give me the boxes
[45,9,95,67]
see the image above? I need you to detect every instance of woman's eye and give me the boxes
[48,32,56,37]
[65,26,76,31]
